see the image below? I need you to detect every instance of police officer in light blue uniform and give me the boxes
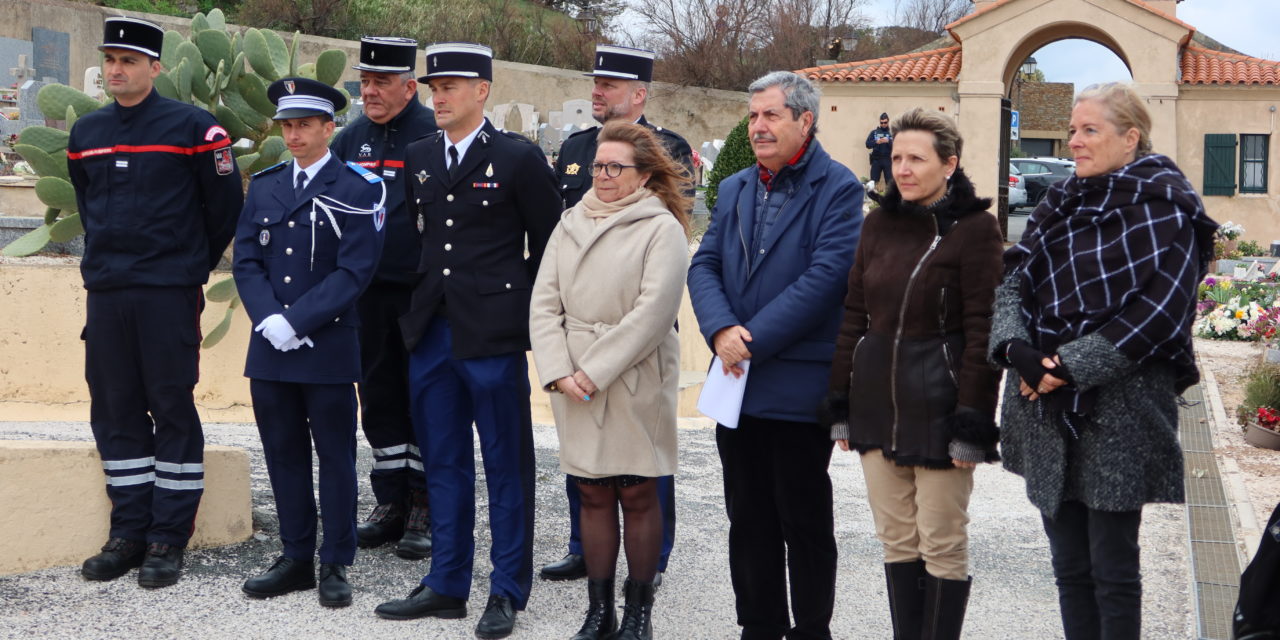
[233,77,386,609]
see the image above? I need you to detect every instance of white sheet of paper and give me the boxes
[697,357,750,429]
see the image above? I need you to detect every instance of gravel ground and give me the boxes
[0,420,1192,639]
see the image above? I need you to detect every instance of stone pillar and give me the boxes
[956,81,1005,204]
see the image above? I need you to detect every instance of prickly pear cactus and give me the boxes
[3,8,350,347]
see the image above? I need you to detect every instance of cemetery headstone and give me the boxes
[561,99,594,128]
[1,37,35,87]
[82,66,104,101]
[31,28,70,85]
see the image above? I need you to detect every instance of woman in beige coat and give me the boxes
[530,121,691,640]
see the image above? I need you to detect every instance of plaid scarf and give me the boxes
[1005,154,1218,404]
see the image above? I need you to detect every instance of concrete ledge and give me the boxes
[0,440,253,575]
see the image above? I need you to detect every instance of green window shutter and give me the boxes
[1203,133,1237,196]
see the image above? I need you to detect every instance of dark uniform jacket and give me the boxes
[233,156,386,384]
[554,114,693,208]
[399,120,562,358]
[865,126,892,161]
[68,89,244,290]
[330,98,437,285]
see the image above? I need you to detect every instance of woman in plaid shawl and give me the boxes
[989,83,1217,640]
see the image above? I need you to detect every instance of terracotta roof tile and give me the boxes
[797,46,962,83]
[1181,46,1280,85]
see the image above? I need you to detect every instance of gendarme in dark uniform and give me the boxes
[233,78,386,608]
[69,16,243,588]
[374,42,562,638]
[329,35,439,559]
[554,46,693,209]
[541,43,688,585]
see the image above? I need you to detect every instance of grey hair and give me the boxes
[748,71,821,133]
[398,71,415,83]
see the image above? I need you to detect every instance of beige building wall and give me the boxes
[815,84,958,182]
[1177,86,1280,242]
[0,0,746,149]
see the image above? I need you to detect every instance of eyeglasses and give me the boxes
[880,120,889,124]
[590,162,638,178]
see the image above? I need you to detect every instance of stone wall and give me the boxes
[0,0,747,150]
[1013,81,1071,133]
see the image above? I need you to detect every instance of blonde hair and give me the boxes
[891,107,963,161]
[1074,82,1153,155]
[597,121,693,231]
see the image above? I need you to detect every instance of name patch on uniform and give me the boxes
[259,229,270,246]
[382,169,396,178]
[214,147,235,175]
[115,159,129,169]
[473,182,500,189]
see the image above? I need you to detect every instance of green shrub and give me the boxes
[705,116,754,212]
[1239,363,1280,426]
[1239,240,1266,257]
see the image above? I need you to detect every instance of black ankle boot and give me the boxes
[921,574,972,640]
[612,577,654,640]
[570,577,617,640]
[396,488,432,560]
[885,560,927,640]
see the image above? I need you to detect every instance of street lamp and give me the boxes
[576,8,598,36]
[1020,56,1038,79]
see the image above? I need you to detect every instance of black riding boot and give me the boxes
[921,574,972,640]
[886,560,927,640]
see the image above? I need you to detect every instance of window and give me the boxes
[1241,134,1269,194]
[1203,134,1237,196]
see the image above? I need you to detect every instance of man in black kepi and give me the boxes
[236,77,386,608]
[544,43,690,586]
[374,42,562,639]
[69,16,243,589]
[330,35,438,561]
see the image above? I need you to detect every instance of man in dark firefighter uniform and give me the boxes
[373,42,562,640]
[330,35,439,560]
[543,44,692,585]
[70,16,243,589]
[235,77,386,608]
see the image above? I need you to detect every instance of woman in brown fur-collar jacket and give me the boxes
[822,108,1003,640]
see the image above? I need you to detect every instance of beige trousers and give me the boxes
[859,451,975,580]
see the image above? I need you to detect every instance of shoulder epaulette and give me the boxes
[501,130,535,145]
[565,126,600,140]
[346,161,384,183]
[252,161,288,178]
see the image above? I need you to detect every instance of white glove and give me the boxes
[254,314,297,350]
[277,336,316,352]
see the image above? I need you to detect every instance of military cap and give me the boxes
[100,16,164,59]
[353,36,418,73]
[419,42,493,82]
[586,45,655,83]
[267,77,347,120]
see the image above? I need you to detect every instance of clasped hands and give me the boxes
[555,370,598,404]
[1006,340,1068,401]
[713,325,753,377]
[254,314,315,352]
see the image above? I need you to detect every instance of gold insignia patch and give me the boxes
[565,163,580,176]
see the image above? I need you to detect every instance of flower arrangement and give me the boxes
[1195,276,1280,341]
[1214,221,1246,261]
[1219,221,1246,240]
[1256,406,1280,431]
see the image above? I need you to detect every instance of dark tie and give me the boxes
[447,146,460,180]
[295,171,307,196]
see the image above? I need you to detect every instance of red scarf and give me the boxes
[757,136,811,192]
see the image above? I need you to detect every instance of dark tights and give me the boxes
[576,477,661,582]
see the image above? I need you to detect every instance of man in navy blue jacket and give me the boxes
[329,35,438,560]
[687,71,863,640]
[234,77,385,609]
[70,16,242,589]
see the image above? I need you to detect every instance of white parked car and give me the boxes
[1008,163,1028,210]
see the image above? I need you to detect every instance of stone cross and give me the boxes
[8,54,35,86]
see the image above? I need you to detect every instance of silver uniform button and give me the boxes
[283,304,289,309]
[505,283,511,289]
[319,220,325,226]
[334,317,340,322]
[446,219,454,227]
[284,276,292,283]
[285,248,293,255]
[443,268,451,276]
[262,217,268,223]
[444,243,452,251]
[482,200,488,206]
[446,194,454,202]
[288,221,296,228]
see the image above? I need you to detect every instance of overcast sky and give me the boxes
[859,0,1277,92]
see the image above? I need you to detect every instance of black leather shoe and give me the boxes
[137,543,183,588]
[540,553,587,581]
[81,538,146,581]
[475,594,517,639]
[374,584,467,620]
[243,556,316,598]
[318,563,351,608]
[356,503,404,549]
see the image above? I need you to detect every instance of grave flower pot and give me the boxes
[1245,421,1280,451]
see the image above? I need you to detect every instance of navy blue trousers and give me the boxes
[565,474,675,571]
[85,287,205,547]
[250,379,359,565]
[408,317,535,608]
[356,283,425,507]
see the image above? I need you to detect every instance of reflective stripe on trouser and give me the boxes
[86,287,205,546]
[357,283,425,506]
[251,379,359,565]
[859,450,974,580]
[408,316,535,609]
